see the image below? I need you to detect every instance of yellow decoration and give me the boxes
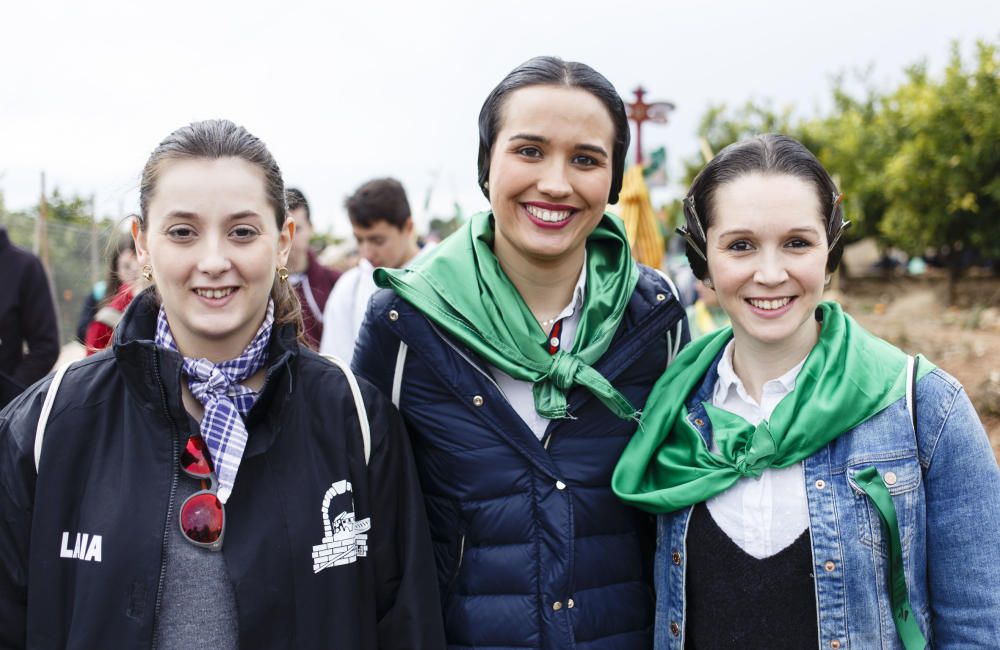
[617,165,665,268]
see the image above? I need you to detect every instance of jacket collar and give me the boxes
[112,288,299,456]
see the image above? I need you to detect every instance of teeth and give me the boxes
[525,204,572,223]
[749,297,791,310]
[195,288,235,299]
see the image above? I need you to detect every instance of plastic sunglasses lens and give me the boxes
[181,436,212,477]
[180,493,224,544]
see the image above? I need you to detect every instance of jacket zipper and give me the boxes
[150,349,181,648]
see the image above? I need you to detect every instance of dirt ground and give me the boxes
[834,273,1000,463]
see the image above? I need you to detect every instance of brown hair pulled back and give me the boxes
[137,119,302,335]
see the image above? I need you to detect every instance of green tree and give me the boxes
[878,41,1000,301]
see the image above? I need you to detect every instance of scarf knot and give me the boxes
[734,421,777,477]
[154,301,274,504]
[545,351,582,392]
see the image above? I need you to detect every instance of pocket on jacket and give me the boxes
[846,457,922,558]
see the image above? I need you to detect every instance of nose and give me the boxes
[536,160,572,198]
[753,249,789,286]
[197,235,233,276]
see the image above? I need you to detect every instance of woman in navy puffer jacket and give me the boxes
[353,56,688,650]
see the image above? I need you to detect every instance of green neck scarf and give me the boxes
[613,301,933,650]
[374,211,639,420]
[613,301,933,509]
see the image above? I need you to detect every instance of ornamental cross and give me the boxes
[626,86,675,165]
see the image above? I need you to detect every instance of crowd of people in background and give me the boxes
[0,54,998,650]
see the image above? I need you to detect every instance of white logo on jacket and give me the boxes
[312,479,370,573]
[60,531,102,562]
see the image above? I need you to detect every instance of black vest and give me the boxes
[686,502,818,648]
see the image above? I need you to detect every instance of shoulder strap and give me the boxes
[34,362,74,473]
[320,354,371,465]
[391,342,408,408]
[905,355,918,436]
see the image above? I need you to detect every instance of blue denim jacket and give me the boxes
[653,357,1000,649]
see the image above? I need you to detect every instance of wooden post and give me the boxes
[35,172,50,270]
[90,194,99,285]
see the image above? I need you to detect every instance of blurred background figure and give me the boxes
[76,232,138,341]
[84,231,146,355]
[0,225,59,407]
[320,178,419,361]
[285,188,341,349]
[686,277,730,339]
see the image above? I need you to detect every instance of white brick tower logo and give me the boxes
[312,479,371,574]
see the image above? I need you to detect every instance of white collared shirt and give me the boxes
[705,340,810,559]
[489,256,588,441]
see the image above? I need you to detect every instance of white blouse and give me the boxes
[705,341,810,559]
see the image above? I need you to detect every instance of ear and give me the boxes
[131,218,150,266]
[277,217,295,266]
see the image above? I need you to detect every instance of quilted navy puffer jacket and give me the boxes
[353,265,688,650]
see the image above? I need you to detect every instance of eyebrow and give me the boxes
[163,210,264,221]
[716,226,821,238]
[507,133,609,158]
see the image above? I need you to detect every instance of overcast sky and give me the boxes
[1,0,996,236]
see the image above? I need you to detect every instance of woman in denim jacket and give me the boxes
[613,134,1000,649]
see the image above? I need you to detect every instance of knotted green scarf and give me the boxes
[374,211,639,420]
[613,301,934,649]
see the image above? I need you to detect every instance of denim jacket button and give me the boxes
[884,471,897,486]
[815,479,826,490]
[672,551,682,565]
[694,418,705,427]
[824,561,836,572]
[830,640,842,649]
[670,621,680,636]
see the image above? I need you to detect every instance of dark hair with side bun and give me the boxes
[681,133,847,280]
[137,119,302,334]
[477,55,630,204]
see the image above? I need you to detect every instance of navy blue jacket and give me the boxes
[353,265,688,650]
[0,293,445,649]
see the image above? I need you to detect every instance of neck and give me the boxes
[398,242,420,268]
[289,250,309,274]
[493,237,584,324]
[169,311,268,365]
[729,321,820,403]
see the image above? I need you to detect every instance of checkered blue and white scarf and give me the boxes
[154,300,274,504]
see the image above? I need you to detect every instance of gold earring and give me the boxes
[142,265,153,282]
[277,266,289,283]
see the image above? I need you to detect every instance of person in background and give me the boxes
[75,232,139,342]
[614,134,1000,649]
[686,277,730,339]
[319,178,420,361]
[352,56,688,648]
[82,232,143,354]
[0,119,444,649]
[0,225,59,408]
[285,187,341,349]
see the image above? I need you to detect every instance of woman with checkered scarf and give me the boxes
[0,119,444,649]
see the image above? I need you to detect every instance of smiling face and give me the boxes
[487,85,615,271]
[706,172,829,360]
[134,157,293,362]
